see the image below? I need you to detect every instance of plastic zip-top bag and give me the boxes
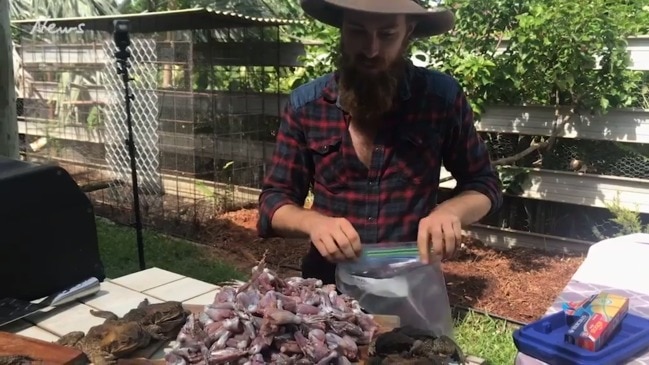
[335,242,454,337]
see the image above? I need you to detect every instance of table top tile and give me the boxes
[110,267,185,292]
[80,281,162,317]
[0,319,59,342]
[25,301,106,337]
[144,277,218,302]
[3,269,221,360]
[15,325,60,342]
[182,289,219,305]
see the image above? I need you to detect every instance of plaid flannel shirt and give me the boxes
[257,63,502,244]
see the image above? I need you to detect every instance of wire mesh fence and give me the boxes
[482,132,649,179]
[546,139,649,178]
[479,131,649,241]
[101,37,163,206]
[11,14,649,247]
[12,19,290,238]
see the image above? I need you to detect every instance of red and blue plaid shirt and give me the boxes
[257,62,502,244]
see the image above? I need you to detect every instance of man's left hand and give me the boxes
[417,208,462,264]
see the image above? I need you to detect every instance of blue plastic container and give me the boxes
[513,311,649,365]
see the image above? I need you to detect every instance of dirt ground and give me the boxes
[194,208,585,324]
[65,163,584,323]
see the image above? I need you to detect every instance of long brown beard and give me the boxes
[337,41,407,128]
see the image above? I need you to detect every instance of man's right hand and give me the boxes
[307,216,362,262]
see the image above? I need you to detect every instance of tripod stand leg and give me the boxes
[113,19,146,271]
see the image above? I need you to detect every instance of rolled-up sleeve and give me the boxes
[442,91,503,217]
[257,103,313,238]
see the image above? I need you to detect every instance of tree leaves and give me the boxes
[296,0,649,116]
[9,0,119,20]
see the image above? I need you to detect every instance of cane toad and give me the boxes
[367,326,466,365]
[410,335,465,362]
[368,355,442,365]
[0,355,36,365]
[90,298,189,341]
[56,299,189,364]
[56,320,151,365]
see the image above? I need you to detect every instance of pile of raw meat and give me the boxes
[165,260,380,364]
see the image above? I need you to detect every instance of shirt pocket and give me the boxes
[389,127,442,186]
[307,136,348,192]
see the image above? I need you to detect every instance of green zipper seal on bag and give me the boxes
[364,247,420,257]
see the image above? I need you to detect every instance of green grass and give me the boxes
[96,217,519,365]
[96,217,245,283]
[455,310,519,365]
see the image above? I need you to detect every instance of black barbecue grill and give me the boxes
[0,157,106,324]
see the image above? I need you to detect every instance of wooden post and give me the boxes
[0,0,19,159]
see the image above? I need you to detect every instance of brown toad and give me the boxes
[410,335,465,363]
[0,355,37,365]
[56,320,150,365]
[368,326,466,365]
[56,299,189,364]
[368,355,442,365]
[90,298,189,341]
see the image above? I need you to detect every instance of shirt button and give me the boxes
[374,147,382,152]
[368,216,375,221]
[320,145,329,153]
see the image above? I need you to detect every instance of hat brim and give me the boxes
[300,0,455,38]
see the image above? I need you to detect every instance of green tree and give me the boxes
[414,0,647,169]
[9,0,119,20]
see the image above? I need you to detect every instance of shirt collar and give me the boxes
[321,59,414,108]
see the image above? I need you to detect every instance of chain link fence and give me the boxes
[12,20,291,238]
[545,139,649,178]
[483,132,649,179]
[11,16,648,247]
[101,37,163,207]
[481,131,649,240]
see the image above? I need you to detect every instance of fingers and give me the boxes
[450,221,462,258]
[338,219,362,256]
[442,221,456,257]
[331,228,356,260]
[430,222,445,259]
[417,223,431,264]
[312,218,362,263]
[419,215,462,263]
[317,235,346,262]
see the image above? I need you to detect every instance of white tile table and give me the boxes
[0,267,221,361]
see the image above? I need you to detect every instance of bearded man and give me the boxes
[257,0,503,284]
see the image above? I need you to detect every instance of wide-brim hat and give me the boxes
[300,0,455,38]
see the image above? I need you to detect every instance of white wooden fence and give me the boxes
[441,105,649,214]
[19,104,649,252]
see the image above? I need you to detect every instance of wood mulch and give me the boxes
[198,208,585,324]
[65,164,584,323]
